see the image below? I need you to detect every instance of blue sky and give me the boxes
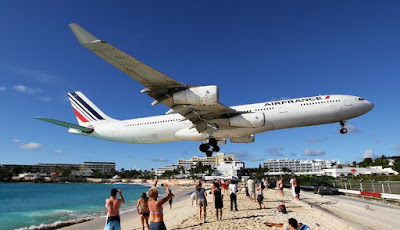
[1,1,400,170]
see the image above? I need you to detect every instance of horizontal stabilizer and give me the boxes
[35,117,94,133]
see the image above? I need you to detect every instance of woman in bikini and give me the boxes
[148,183,174,230]
[136,192,150,230]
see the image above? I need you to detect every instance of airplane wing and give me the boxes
[69,23,240,133]
[35,117,94,133]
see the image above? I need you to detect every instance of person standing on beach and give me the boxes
[136,192,150,230]
[195,181,208,223]
[168,188,175,209]
[256,183,265,209]
[222,180,228,194]
[246,178,256,202]
[212,182,223,220]
[148,183,174,230]
[278,178,284,196]
[290,176,296,199]
[229,180,238,211]
[293,176,300,200]
[105,188,125,230]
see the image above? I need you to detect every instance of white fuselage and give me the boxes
[71,94,373,144]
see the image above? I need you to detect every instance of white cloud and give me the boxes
[230,151,263,162]
[347,124,359,133]
[267,146,284,156]
[6,65,55,83]
[0,86,6,91]
[152,158,169,162]
[13,85,40,94]
[19,142,42,150]
[363,149,375,159]
[12,139,20,143]
[38,96,52,102]
[304,148,326,156]
[54,149,63,154]
[391,144,400,151]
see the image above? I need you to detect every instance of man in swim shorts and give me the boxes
[105,188,125,230]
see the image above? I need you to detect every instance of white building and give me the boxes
[207,160,245,180]
[155,153,243,177]
[264,158,339,173]
[324,166,398,178]
[71,169,94,177]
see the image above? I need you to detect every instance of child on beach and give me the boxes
[195,181,208,223]
[136,192,150,230]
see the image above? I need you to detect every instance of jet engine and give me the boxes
[173,86,218,106]
[229,113,265,128]
[230,135,255,143]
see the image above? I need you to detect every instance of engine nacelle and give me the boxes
[230,135,255,143]
[229,113,265,128]
[173,86,219,106]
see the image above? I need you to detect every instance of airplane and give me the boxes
[36,23,374,157]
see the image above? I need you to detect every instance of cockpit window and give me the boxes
[358,98,365,101]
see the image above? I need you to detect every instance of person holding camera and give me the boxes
[105,188,125,230]
[148,183,174,230]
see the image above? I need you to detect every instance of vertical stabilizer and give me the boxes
[68,91,114,125]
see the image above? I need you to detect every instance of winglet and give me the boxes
[69,23,100,45]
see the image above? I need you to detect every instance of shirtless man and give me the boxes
[105,188,125,230]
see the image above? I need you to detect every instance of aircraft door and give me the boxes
[279,105,287,113]
[345,99,353,106]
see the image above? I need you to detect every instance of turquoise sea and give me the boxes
[0,183,153,230]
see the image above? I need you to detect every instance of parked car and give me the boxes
[314,181,339,195]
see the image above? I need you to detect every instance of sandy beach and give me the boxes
[60,183,365,230]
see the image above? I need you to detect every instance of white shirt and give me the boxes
[229,183,238,195]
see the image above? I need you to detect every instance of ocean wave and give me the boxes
[16,217,94,230]
[23,209,76,217]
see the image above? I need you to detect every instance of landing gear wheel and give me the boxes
[340,127,348,134]
[209,138,217,146]
[206,150,213,157]
[199,144,210,152]
[212,145,220,152]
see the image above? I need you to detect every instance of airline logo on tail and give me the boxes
[68,92,105,123]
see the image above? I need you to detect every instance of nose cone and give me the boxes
[366,100,374,112]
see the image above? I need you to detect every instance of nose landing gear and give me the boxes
[199,137,220,157]
[340,121,348,134]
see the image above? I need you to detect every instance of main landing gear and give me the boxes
[340,121,348,134]
[199,137,220,157]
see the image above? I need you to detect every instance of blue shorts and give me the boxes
[150,221,166,230]
[105,216,121,230]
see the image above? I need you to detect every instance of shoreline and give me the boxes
[23,182,400,230]
[59,185,196,230]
